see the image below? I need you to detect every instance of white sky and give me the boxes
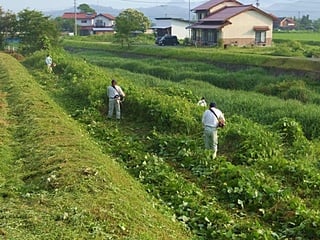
[0,0,272,13]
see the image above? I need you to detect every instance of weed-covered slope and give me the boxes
[0,53,192,240]
[65,48,320,139]
[23,49,320,239]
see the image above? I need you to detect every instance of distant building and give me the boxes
[151,18,192,40]
[188,0,277,47]
[62,12,115,35]
[273,17,296,30]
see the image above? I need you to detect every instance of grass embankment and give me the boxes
[67,48,320,139]
[0,52,192,240]
[22,48,320,239]
[62,38,320,74]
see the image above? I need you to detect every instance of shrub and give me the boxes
[273,117,313,159]
[256,80,311,103]
[220,115,282,165]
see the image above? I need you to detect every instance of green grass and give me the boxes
[62,38,320,74]
[3,33,320,239]
[19,45,320,239]
[0,52,192,240]
[273,31,320,41]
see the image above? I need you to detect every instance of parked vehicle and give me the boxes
[155,36,163,44]
[158,35,179,46]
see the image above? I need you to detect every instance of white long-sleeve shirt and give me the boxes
[197,99,207,107]
[45,56,52,65]
[202,107,225,128]
[107,85,125,99]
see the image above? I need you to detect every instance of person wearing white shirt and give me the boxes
[45,54,53,73]
[107,79,125,120]
[197,97,207,107]
[202,102,225,159]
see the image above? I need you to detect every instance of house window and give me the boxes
[197,12,206,20]
[255,31,266,43]
[96,19,104,27]
[208,30,218,45]
[81,20,87,23]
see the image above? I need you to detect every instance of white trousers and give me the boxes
[108,98,121,119]
[204,126,218,152]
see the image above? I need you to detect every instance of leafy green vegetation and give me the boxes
[61,46,320,140]
[2,31,320,239]
[17,41,320,239]
[62,38,320,73]
[0,52,192,240]
[114,9,151,47]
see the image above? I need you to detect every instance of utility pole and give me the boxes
[188,0,191,39]
[74,0,77,36]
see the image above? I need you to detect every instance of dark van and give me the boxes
[158,35,179,46]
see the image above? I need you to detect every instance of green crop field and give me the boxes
[273,31,320,41]
[1,36,320,239]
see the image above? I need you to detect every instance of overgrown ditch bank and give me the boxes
[0,52,192,240]
[20,48,320,239]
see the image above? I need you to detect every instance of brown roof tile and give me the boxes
[62,12,96,19]
[62,12,115,20]
[187,23,227,29]
[203,5,251,21]
[202,5,275,21]
[192,0,242,11]
[98,13,115,20]
[253,26,270,31]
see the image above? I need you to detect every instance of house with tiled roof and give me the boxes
[188,0,276,47]
[273,17,296,30]
[62,12,115,35]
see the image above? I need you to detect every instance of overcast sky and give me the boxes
[0,0,277,13]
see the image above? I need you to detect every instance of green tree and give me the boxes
[17,9,59,54]
[295,14,313,30]
[77,4,96,14]
[54,16,74,33]
[0,7,17,47]
[115,8,150,47]
[312,18,320,31]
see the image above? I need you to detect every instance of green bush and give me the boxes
[256,80,311,103]
[273,117,314,159]
[220,115,282,164]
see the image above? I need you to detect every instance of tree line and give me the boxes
[0,4,150,54]
[1,3,318,55]
[294,14,320,31]
[0,7,59,54]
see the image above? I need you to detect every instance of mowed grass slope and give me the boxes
[0,53,192,240]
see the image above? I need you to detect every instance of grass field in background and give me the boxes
[273,31,320,41]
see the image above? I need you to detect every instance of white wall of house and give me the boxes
[77,18,94,26]
[222,10,273,45]
[171,19,190,39]
[94,16,114,27]
[154,19,190,39]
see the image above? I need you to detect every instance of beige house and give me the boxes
[188,0,276,47]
